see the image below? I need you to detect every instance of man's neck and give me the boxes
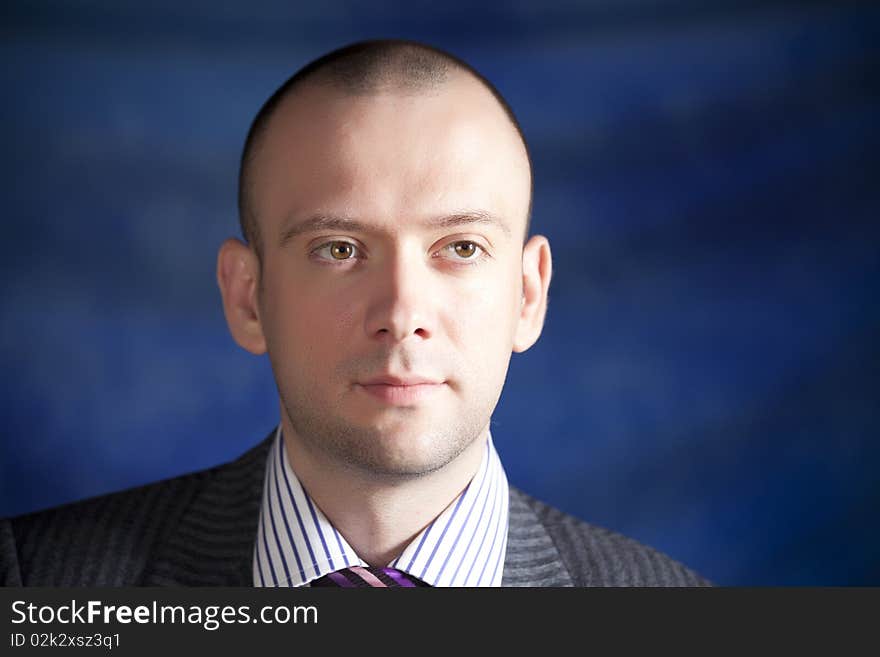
[280,422,488,568]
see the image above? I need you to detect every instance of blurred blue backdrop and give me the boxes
[1,0,877,585]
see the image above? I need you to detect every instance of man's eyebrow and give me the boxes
[279,215,370,246]
[279,210,511,246]
[429,211,511,237]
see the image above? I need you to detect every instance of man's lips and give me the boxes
[356,377,446,405]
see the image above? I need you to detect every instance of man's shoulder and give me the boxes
[508,487,711,587]
[1,467,208,586]
[1,434,274,586]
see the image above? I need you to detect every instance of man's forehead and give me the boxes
[250,73,531,241]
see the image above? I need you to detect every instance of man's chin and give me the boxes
[348,433,452,477]
[328,423,473,479]
[282,397,486,479]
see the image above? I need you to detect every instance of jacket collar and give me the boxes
[143,429,572,587]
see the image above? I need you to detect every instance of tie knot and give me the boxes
[312,566,430,587]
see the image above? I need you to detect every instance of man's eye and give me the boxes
[443,241,484,260]
[315,241,359,261]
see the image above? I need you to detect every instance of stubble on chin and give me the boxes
[278,386,488,480]
[273,343,498,479]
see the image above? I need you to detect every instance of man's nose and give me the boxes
[363,251,435,343]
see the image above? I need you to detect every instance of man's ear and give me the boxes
[217,238,267,355]
[513,235,553,353]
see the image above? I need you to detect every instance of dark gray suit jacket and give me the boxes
[1,431,708,587]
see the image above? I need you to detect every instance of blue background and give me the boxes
[2,1,878,585]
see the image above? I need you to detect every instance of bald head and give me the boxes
[238,39,532,259]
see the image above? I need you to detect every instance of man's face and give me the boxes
[248,74,533,477]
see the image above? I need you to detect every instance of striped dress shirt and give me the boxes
[253,426,509,587]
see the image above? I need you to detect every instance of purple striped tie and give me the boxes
[312,566,429,587]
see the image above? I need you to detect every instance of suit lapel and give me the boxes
[142,431,275,586]
[502,487,574,586]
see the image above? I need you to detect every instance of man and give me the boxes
[1,40,707,587]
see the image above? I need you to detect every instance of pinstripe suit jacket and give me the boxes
[0,430,708,587]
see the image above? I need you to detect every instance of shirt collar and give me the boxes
[253,425,509,587]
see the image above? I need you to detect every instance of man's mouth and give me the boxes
[356,376,446,405]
